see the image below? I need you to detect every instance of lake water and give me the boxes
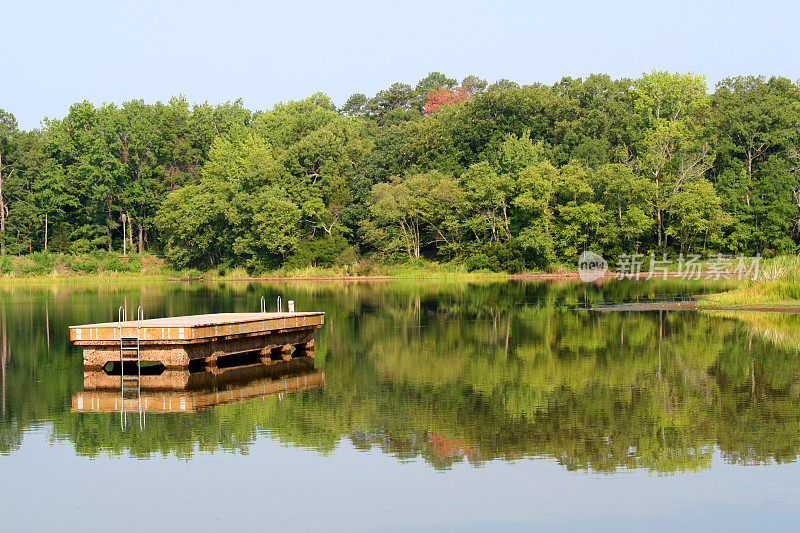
[2,279,800,531]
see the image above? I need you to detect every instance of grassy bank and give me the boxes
[701,255,800,305]
[0,252,515,282]
[0,251,168,279]
[11,252,800,299]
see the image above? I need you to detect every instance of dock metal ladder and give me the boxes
[261,295,282,313]
[118,305,144,431]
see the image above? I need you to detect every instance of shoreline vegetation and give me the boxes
[700,255,800,305]
[1,72,800,283]
[2,252,798,313]
[0,251,514,282]
[0,249,759,279]
[0,250,793,288]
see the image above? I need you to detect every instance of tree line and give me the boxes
[1,71,799,272]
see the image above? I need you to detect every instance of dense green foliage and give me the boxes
[2,71,800,272]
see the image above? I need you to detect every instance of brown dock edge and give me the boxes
[70,312,324,370]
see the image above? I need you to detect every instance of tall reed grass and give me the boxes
[706,255,800,303]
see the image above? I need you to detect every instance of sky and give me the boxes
[2,0,799,130]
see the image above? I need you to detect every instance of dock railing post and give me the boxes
[260,296,266,313]
[277,296,282,312]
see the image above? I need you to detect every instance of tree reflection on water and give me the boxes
[1,278,799,473]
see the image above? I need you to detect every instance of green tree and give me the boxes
[552,163,605,258]
[710,76,800,254]
[368,171,464,260]
[667,178,729,252]
[634,71,711,249]
[462,162,514,242]
[0,110,21,254]
[514,161,557,266]
[591,163,654,254]
[156,133,297,269]
[341,93,368,116]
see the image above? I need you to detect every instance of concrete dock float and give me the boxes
[69,311,325,370]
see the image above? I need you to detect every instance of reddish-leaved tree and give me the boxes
[423,86,474,116]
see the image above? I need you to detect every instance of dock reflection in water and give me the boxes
[72,358,324,415]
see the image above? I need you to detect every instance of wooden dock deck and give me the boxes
[70,311,325,369]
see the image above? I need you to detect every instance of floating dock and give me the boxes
[69,311,324,370]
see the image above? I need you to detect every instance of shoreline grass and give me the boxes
[700,255,800,305]
[2,252,799,304]
[0,270,510,284]
[0,255,511,284]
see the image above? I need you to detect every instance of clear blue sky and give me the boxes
[3,0,799,129]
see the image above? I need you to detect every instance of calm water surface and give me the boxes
[2,279,800,531]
